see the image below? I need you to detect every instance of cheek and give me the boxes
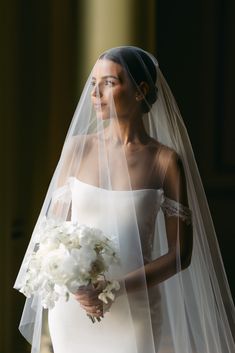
[115,91,136,112]
[113,88,131,104]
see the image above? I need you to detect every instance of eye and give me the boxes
[91,80,96,87]
[104,80,115,87]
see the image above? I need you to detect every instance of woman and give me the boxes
[15,46,235,353]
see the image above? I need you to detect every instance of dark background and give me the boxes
[157,0,235,299]
[0,1,234,352]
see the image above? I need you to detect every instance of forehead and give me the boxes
[92,59,124,78]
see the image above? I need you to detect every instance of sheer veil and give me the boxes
[14,46,235,353]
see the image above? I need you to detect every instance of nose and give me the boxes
[91,83,103,98]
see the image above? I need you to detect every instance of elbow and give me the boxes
[169,246,192,274]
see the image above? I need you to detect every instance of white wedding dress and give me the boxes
[48,177,164,353]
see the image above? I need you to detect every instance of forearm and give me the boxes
[119,250,182,295]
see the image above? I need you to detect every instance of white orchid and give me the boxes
[98,280,121,304]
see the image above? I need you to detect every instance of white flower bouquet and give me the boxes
[20,219,120,321]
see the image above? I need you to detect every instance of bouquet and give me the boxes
[20,219,120,321]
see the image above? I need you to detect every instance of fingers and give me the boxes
[74,293,102,306]
[75,290,99,300]
[80,303,103,317]
[80,303,104,317]
[79,299,112,318]
[74,291,104,314]
[76,285,102,299]
[75,285,104,305]
[74,282,113,318]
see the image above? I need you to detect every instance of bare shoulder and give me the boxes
[152,141,188,200]
[158,144,180,168]
[63,133,97,156]
[147,139,183,186]
[148,139,179,168]
[68,133,95,147]
[56,134,97,186]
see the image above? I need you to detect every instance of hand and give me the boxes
[74,281,112,320]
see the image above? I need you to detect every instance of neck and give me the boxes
[106,114,150,146]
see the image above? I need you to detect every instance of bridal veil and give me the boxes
[14,46,235,353]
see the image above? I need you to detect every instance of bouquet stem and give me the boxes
[87,314,102,323]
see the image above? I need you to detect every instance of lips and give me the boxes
[93,103,106,110]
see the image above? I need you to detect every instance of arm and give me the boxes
[120,150,193,294]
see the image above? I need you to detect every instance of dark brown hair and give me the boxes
[99,46,158,113]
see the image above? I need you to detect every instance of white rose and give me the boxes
[71,246,97,271]
[41,244,73,284]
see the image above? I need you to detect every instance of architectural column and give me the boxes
[78,0,156,84]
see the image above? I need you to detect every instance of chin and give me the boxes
[95,111,110,120]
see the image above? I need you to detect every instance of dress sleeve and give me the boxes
[47,181,72,220]
[161,196,192,225]
[156,146,192,226]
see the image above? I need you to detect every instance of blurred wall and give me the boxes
[0,2,79,352]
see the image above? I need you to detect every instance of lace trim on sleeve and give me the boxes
[161,196,192,225]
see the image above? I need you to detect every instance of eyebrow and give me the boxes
[91,75,120,81]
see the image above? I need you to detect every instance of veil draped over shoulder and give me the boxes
[14,46,235,353]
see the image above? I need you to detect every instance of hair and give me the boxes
[99,46,158,113]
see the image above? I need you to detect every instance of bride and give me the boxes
[15,46,235,353]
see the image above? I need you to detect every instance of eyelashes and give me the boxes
[105,80,115,86]
[91,80,115,87]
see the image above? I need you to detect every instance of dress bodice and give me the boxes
[69,177,164,266]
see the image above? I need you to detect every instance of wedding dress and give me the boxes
[48,176,164,353]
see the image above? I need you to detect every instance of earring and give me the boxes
[136,94,143,101]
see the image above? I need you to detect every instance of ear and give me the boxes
[135,82,149,101]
